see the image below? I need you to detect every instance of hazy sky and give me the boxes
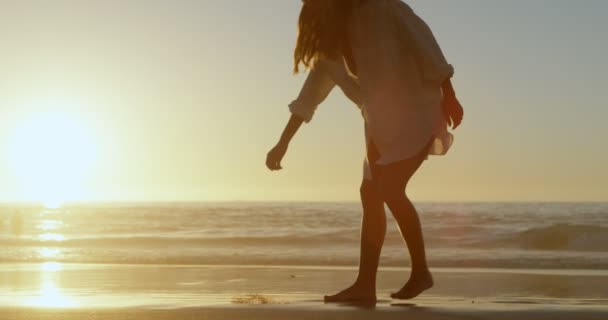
[0,0,607,203]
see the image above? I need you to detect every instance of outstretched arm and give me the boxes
[442,79,463,129]
[266,60,336,171]
[266,114,304,171]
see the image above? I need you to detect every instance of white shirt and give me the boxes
[289,0,454,180]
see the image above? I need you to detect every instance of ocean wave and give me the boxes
[3,223,608,252]
[482,223,608,252]
[0,234,358,248]
[1,248,608,269]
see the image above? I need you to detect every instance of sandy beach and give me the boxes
[1,263,607,320]
[3,303,608,320]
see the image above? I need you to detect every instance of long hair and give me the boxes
[293,0,359,73]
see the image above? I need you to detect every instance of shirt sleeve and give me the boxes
[288,60,336,123]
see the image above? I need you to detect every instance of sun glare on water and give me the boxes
[7,111,98,205]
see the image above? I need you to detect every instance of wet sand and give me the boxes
[1,263,607,319]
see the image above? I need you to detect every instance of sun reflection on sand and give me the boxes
[41,262,63,272]
[23,263,76,308]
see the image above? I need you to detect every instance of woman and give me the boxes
[266,0,463,302]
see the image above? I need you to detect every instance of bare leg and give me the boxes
[378,148,433,300]
[324,179,385,303]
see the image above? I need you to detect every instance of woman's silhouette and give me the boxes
[267,0,463,303]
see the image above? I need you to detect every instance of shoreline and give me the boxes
[3,262,608,276]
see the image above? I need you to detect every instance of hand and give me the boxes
[266,143,288,171]
[442,94,464,129]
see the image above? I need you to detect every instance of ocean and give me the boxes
[1,202,607,269]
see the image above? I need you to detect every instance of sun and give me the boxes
[7,112,98,205]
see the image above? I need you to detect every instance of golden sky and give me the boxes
[1,0,607,203]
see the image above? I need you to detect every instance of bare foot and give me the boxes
[324,284,376,303]
[390,271,434,300]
